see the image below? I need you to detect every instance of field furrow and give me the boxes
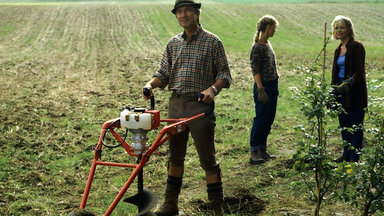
[0,2,383,216]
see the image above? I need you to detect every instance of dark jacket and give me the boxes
[332,38,367,110]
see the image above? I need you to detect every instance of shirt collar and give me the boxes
[181,25,203,41]
[345,37,355,48]
[338,37,355,50]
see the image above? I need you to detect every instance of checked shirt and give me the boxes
[155,26,232,97]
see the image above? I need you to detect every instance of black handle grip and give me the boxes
[197,93,214,116]
[198,93,204,100]
[143,87,151,96]
[143,87,155,110]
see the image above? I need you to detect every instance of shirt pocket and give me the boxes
[190,49,209,69]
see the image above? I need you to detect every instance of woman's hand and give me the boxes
[336,82,351,94]
[257,87,269,104]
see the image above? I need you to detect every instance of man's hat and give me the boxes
[172,0,201,14]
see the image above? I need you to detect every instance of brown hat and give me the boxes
[171,0,201,14]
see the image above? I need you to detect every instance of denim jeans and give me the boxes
[250,80,279,152]
[338,108,365,161]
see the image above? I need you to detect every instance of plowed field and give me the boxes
[1,2,383,215]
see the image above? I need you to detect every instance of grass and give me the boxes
[0,2,383,216]
[1,0,384,3]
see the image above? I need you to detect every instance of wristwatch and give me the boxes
[211,85,218,96]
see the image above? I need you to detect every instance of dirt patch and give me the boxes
[21,171,42,184]
[283,158,296,169]
[192,193,266,215]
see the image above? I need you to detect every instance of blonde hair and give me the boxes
[331,15,355,39]
[254,15,279,42]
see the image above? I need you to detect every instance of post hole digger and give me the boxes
[74,88,214,216]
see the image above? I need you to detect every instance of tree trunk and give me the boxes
[362,199,371,216]
[315,200,321,216]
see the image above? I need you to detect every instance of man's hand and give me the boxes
[143,77,163,100]
[199,87,215,104]
[336,82,351,94]
[257,87,269,104]
[143,85,152,100]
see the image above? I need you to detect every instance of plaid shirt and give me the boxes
[250,42,279,82]
[154,26,232,97]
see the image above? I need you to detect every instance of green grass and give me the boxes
[0,2,383,216]
[1,0,384,3]
[213,0,384,3]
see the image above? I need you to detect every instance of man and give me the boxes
[143,0,232,215]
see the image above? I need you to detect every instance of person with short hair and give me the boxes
[249,15,279,165]
[143,0,232,215]
[331,15,367,162]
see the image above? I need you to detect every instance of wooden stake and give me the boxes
[322,22,327,80]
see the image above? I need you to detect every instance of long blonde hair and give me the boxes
[254,15,279,42]
[331,15,355,40]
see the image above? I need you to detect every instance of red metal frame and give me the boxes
[79,111,205,215]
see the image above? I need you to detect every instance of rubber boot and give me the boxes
[207,182,224,216]
[154,176,182,216]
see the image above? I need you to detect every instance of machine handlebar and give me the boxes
[143,87,155,110]
[143,89,214,115]
[198,93,215,116]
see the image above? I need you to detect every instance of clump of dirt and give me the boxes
[21,171,42,184]
[67,209,96,216]
[284,158,296,169]
[192,193,266,215]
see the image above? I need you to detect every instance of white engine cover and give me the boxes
[120,109,153,130]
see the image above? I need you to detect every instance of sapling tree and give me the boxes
[290,23,343,216]
[339,80,384,216]
[291,22,384,216]
[290,64,343,216]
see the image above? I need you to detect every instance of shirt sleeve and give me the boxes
[331,47,340,86]
[347,41,365,87]
[153,43,171,89]
[213,39,232,88]
[250,43,262,76]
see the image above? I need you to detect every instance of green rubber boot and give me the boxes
[154,176,182,216]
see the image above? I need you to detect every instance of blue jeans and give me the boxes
[338,108,365,161]
[250,80,279,152]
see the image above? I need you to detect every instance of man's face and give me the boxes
[175,5,199,29]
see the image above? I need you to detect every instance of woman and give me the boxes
[331,15,367,162]
[249,15,279,165]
